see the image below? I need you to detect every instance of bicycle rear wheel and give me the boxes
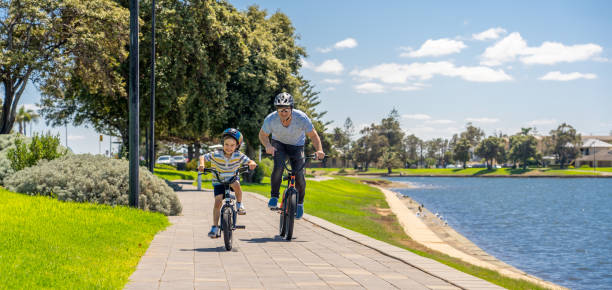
[222,207,233,250]
[284,190,297,241]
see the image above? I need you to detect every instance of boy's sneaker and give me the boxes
[268,197,278,209]
[296,204,304,220]
[237,203,246,215]
[208,226,220,238]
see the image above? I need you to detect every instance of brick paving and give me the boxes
[125,182,503,289]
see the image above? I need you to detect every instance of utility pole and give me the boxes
[129,0,139,208]
[148,0,156,173]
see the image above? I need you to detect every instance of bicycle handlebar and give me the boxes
[199,165,250,185]
[283,153,326,175]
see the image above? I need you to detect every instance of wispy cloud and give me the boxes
[472,27,507,41]
[22,103,40,112]
[68,135,85,141]
[402,114,431,120]
[317,38,358,53]
[539,71,597,81]
[465,117,500,123]
[322,78,342,84]
[426,119,456,124]
[354,82,385,94]
[481,32,603,66]
[401,38,467,58]
[527,119,557,126]
[351,61,512,83]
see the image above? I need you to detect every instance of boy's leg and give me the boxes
[209,185,224,238]
[230,181,246,215]
[212,194,223,226]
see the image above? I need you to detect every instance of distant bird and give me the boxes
[416,212,421,217]
[435,213,440,217]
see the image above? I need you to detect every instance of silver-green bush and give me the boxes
[0,134,24,185]
[5,154,182,215]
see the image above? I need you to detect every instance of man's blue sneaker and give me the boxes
[268,197,278,209]
[296,204,304,219]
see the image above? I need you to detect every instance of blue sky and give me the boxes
[20,0,612,154]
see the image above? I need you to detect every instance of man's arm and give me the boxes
[259,129,276,155]
[306,130,325,160]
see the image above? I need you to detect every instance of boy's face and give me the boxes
[223,137,237,154]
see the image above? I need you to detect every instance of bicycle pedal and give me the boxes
[235,225,246,229]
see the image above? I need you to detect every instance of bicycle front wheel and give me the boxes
[284,190,297,241]
[222,207,233,251]
[279,192,287,237]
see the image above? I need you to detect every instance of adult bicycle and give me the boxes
[271,154,319,241]
[199,165,249,251]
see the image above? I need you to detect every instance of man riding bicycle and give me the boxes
[258,92,325,219]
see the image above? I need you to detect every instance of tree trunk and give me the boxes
[387,167,392,174]
[194,142,201,159]
[187,144,194,161]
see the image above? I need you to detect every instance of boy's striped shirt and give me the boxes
[203,150,250,185]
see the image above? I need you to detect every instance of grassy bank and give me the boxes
[158,170,546,289]
[0,188,169,289]
[309,167,607,176]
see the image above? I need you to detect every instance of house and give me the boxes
[574,138,612,167]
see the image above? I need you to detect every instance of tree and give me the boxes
[460,122,485,147]
[378,148,402,174]
[453,137,471,168]
[475,136,505,169]
[332,127,350,167]
[1,0,130,134]
[404,134,421,166]
[508,128,538,169]
[550,123,581,168]
[14,105,38,135]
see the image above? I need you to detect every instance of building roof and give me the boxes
[581,135,612,143]
[581,138,612,148]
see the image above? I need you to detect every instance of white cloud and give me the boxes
[472,27,507,41]
[317,38,358,53]
[391,85,422,91]
[426,119,456,124]
[334,38,358,49]
[527,119,557,126]
[68,135,85,141]
[300,58,313,69]
[465,117,500,123]
[325,87,336,91]
[401,38,467,58]
[354,82,385,94]
[481,32,603,66]
[314,59,344,74]
[402,114,431,120]
[351,61,512,83]
[539,71,597,81]
[322,78,342,84]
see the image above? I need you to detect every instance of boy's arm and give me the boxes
[247,160,257,170]
[198,155,207,171]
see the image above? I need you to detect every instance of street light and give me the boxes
[148,0,156,173]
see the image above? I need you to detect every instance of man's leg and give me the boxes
[269,140,287,207]
[288,145,306,204]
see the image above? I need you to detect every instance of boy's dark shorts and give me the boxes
[213,183,237,196]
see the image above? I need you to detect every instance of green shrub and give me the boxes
[6,132,67,172]
[0,134,26,184]
[186,158,198,171]
[250,165,264,183]
[259,158,274,177]
[580,164,591,168]
[5,154,182,216]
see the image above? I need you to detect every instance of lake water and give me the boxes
[387,177,612,290]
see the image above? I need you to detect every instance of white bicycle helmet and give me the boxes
[274,92,294,107]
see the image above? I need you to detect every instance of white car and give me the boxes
[171,155,187,165]
[156,155,172,164]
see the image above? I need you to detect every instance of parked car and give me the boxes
[493,164,502,169]
[471,163,487,168]
[156,155,172,164]
[171,155,187,165]
[445,164,457,168]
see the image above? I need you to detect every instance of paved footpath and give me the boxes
[125,182,503,290]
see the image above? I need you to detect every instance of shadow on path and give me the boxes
[181,247,227,253]
[239,236,307,243]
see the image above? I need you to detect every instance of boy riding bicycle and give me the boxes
[199,128,257,238]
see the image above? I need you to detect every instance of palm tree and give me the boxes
[14,106,39,135]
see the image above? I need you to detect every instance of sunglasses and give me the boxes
[277,107,291,113]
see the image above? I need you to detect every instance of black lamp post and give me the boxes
[148,0,156,173]
[129,0,139,208]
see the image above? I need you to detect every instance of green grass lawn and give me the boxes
[158,170,545,289]
[574,167,612,173]
[154,168,198,180]
[0,187,169,289]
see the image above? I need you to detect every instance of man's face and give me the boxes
[277,106,291,120]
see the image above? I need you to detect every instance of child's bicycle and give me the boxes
[199,165,250,251]
[271,154,319,241]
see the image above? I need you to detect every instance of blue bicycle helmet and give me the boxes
[222,128,243,148]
